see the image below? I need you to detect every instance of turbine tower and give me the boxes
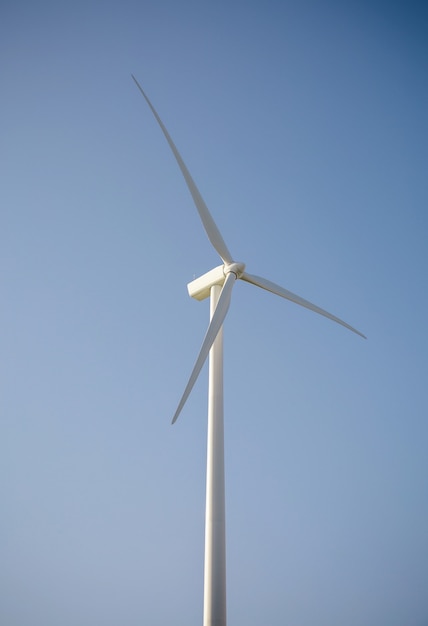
[132,75,365,626]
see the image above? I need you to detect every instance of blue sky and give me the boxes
[1,1,427,625]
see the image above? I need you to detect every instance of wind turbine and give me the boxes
[132,75,365,626]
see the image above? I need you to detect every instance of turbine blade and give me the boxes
[132,75,233,265]
[172,272,236,424]
[241,272,366,339]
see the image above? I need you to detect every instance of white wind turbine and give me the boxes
[132,75,365,626]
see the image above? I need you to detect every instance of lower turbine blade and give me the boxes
[172,272,236,424]
[241,272,366,339]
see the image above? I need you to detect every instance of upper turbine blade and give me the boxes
[132,75,233,265]
[241,272,366,339]
[172,272,236,424]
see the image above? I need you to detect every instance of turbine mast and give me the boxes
[203,283,227,626]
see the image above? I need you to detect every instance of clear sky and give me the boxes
[1,1,427,625]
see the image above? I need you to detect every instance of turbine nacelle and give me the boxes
[188,262,246,301]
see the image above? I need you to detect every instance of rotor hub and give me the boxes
[224,262,245,279]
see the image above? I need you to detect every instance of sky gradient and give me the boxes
[1,1,428,625]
